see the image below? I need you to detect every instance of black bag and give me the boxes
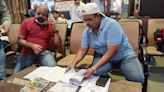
[154,28,164,52]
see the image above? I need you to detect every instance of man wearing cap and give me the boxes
[69,3,144,83]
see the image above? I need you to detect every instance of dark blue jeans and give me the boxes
[0,40,8,79]
[13,50,56,74]
[93,54,145,83]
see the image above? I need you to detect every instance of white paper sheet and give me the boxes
[48,82,79,92]
[24,66,66,82]
[24,66,111,92]
[79,76,111,92]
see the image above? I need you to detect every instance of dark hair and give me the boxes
[52,10,59,14]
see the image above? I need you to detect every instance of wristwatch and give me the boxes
[91,66,97,74]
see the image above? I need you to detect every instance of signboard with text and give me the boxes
[55,1,74,12]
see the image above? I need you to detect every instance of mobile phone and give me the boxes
[96,76,109,87]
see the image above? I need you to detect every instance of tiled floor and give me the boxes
[147,56,164,92]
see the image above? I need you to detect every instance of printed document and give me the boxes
[79,76,111,92]
[24,66,66,82]
[48,82,79,92]
[24,66,111,92]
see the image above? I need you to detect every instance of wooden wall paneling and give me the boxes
[19,0,27,21]
[5,0,29,23]
[5,0,13,23]
[10,0,18,23]
[15,0,21,22]
[23,0,28,14]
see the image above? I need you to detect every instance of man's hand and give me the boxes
[82,67,94,78]
[31,44,43,54]
[0,24,9,34]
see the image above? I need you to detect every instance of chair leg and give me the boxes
[146,54,156,65]
[142,72,149,92]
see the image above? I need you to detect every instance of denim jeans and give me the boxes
[93,54,145,83]
[0,41,6,80]
[13,50,56,74]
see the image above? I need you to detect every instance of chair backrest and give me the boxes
[120,19,142,25]
[119,19,144,36]
[48,23,67,54]
[8,23,20,52]
[70,23,94,55]
[56,23,67,45]
[119,21,140,55]
[147,19,164,46]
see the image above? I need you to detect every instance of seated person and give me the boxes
[28,4,38,17]
[51,10,68,23]
[0,0,12,80]
[69,0,85,24]
[13,5,61,74]
[68,3,145,83]
[67,0,85,36]
[50,10,72,37]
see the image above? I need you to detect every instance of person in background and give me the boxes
[28,4,38,17]
[0,0,12,80]
[68,3,145,83]
[13,5,61,74]
[60,14,65,19]
[69,0,85,23]
[68,0,85,36]
[51,10,67,23]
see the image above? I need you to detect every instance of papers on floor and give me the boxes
[79,76,111,92]
[24,66,88,86]
[20,77,49,92]
[24,66,66,82]
[48,82,79,92]
[24,66,111,92]
[7,78,30,86]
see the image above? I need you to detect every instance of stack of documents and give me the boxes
[79,76,111,92]
[48,82,79,92]
[20,77,49,92]
[24,66,111,92]
[60,67,88,86]
[24,66,66,82]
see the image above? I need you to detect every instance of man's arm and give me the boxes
[53,30,62,47]
[69,4,74,20]
[83,44,119,78]
[18,35,42,54]
[92,44,119,71]
[73,47,89,66]
[67,46,89,70]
